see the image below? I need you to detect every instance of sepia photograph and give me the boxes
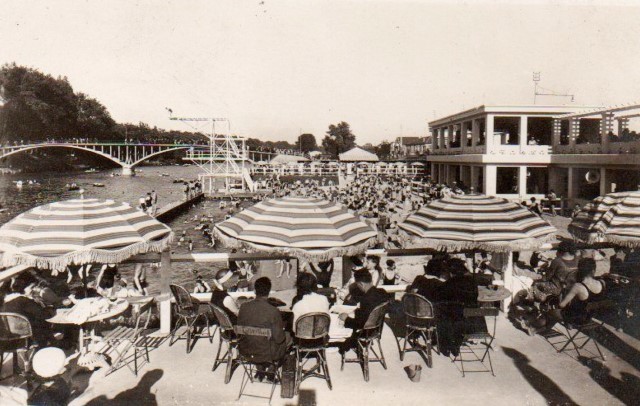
[0,0,639,405]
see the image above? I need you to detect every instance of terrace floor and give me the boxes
[42,307,639,405]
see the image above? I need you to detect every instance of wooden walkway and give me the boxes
[154,193,204,223]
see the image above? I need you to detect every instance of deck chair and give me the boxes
[209,304,238,384]
[400,293,438,368]
[0,313,33,380]
[169,284,213,353]
[235,325,282,404]
[453,307,498,377]
[341,302,389,382]
[556,299,616,361]
[294,313,332,392]
[103,298,154,376]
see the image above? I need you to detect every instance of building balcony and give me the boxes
[431,144,551,156]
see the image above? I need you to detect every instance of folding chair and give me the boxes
[453,307,498,377]
[293,313,332,392]
[169,284,213,353]
[209,304,238,384]
[235,325,282,404]
[103,298,154,376]
[0,313,33,381]
[400,293,438,368]
[555,300,616,361]
[341,302,388,382]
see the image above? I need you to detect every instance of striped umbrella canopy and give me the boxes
[398,194,556,252]
[214,197,379,261]
[0,199,173,271]
[568,191,640,247]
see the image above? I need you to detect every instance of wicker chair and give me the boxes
[293,313,332,392]
[209,304,238,384]
[0,313,33,380]
[169,284,213,353]
[400,293,438,367]
[341,302,389,382]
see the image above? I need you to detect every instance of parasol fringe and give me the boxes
[600,235,640,248]
[397,230,556,253]
[1,232,173,272]
[213,227,381,262]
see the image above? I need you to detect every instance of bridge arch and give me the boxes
[0,144,127,167]
[129,146,191,168]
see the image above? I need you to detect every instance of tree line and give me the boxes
[0,63,364,158]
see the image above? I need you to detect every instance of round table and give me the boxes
[48,298,130,368]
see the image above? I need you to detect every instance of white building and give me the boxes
[428,104,640,203]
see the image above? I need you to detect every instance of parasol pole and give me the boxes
[159,250,172,334]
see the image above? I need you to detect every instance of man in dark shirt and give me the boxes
[1,275,56,346]
[339,270,389,353]
[237,277,290,365]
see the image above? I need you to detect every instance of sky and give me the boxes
[2,0,640,145]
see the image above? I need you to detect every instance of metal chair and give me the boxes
[209,304,238,384]
[169,284,213,353]
[453,307,498,377]
[0,312,33,380]
[235,325,282,404]
[293,313,332,392]
[400,293,438,367]
[341,302,389,382]
[555,300,616,361]
[102,298,154,376]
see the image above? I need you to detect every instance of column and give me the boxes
[432,128,438,151]
[471,119,479,147]
[159,250,172,334]
[519,115,528,146]
[518,166,528,198]
[618,117,630,136]
[569,118,579,147]
[601,112,614,152]
[552,119,562,148]
[599,167,610,196]
[447,125,456,148]
[484,165,497,196]
[485,114,495,152]
[470,166,478,192]
[567,167,575,199]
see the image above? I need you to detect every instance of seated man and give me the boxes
[339,270,389,353]
[237,277,291,368]
[409,261,450,303]
[291,273,330,333]
[1,275,58,346]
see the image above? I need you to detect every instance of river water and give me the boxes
[0,165,288,295]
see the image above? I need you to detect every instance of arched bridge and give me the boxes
[0,142,298,176]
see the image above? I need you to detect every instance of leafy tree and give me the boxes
[295,133,317,153]
[0,63,78,141]
[76,93,116,138]
[375,141,391,158]
[322,121,356,157]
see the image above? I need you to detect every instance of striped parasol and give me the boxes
[0,198,173,271]
[214,197,379,261]
[568,191,640,247]
[398,194,556,252]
